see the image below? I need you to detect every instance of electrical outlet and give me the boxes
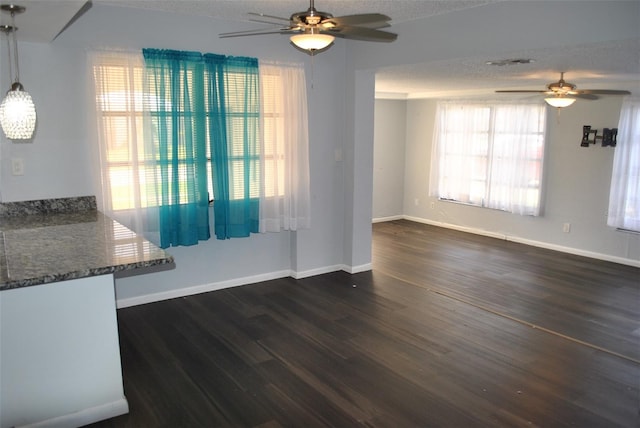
[414,198,419,206]
[11,158,24,176]
[563,223,571,233]
[430,201,435,209]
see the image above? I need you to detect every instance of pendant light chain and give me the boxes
[10,11,20,84]
[4,26,13,84]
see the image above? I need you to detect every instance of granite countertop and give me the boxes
[0,197,174,291]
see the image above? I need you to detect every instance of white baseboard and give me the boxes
[292,265,344,279]
[292,263,372,279]
[116,270,292,308]
[116,264,373,308]
[343,263,373,274]
[372,215,404,223]
[402,215,640,268]
[19,398,129,428]
[116,215,637,309]
[507,235,640,268]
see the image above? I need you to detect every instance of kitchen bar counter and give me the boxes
[0,196,173,428]
[0,196,173,290]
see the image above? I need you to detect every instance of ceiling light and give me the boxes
[290,28,334,53]
[0,4,36,141]
[544,96,576,108]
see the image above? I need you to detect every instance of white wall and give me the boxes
[0,4,374,305]
[373,100,406,219]
[373,96,640,266]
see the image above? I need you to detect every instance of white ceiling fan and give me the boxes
[496,72,631,108]
[219,0,398,54]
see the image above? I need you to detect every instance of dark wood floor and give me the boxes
[90,220,640,427]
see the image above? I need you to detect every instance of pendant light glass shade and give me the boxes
[0,4,36,140]
[544,96,576,108]
[0,83,36,139]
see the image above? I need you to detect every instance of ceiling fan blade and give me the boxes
[496,91,597,100]
[323,13,392,29]
[247,12,290,22]
[574,93,599,100]
[220,28,292,38]
[335,21,391,30]
[326,25,397,42]
[575,89,632,95]
[495,90,548,93]
[249,18,291,26]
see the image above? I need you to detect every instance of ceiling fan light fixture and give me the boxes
[290,31,334,52]
[544,96,576,108]
[220,1,396,55]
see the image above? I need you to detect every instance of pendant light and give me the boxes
[0,4,36,140]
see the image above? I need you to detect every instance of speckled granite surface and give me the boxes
[0,197,174,291]
[0,196,96,216]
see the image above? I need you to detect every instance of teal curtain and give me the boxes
[142,49,211,248]
[204,54,260,239]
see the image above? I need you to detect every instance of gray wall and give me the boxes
[1,2,637,306]
[363,1,639,266]
[0,4,374,306]
[373,97,640,266]
[373,100,406,220]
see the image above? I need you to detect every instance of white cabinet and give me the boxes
[0,274,128,428]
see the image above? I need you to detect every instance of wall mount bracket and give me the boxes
[581,125,617,147]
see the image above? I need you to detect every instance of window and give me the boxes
[260,70,287,199]
[93,55,283,211]
[93,54,148,212]
[430,101,547,216]
[91,50,310,246]
[608,96,640,232]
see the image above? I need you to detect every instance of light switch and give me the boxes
[334,148,343,162]
[11,158,24,176]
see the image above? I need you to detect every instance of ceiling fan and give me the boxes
[496,72,631,108]
[219,0,397,54]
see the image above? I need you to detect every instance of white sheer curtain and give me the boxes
[429,100,546,216]
[91,52,311,241]
[429,102,489,206]
[90,50,161,245]
[607,96,640,231]
[258,61,311,232]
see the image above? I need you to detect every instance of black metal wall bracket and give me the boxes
[581,125,617,147]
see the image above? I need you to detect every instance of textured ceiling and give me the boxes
[93,0,499,25]
[3,0,639,98]
[375,38,640,98]
[0,0,88,42]
[94,0,640,98]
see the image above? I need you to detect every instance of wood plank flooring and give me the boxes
[89,220,640,427]
[373,221,640,363]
